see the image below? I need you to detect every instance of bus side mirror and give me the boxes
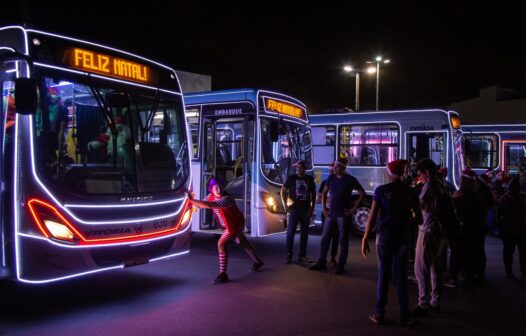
[14,78,37,115]
[270,120,279,142]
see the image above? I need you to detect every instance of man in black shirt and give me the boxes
[281,160,316,264]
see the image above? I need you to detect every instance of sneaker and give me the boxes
[329,257,338,266]
[369,313,384,325]
[444,278,458,288]
[309,262,327,271]
[250,261,264,272]
[411,305,428,317]
[285,254,292,264]
[400,314,416,326]
[212,272,229,284]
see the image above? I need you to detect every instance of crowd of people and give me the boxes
[187,157,526,326]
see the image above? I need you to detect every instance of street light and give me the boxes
[343,65,377,111]
[367,56,390,111]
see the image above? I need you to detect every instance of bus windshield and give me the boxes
[260,118,312,184]
[34,76,189,195]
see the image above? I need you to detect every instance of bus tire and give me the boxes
[350,198,374,237]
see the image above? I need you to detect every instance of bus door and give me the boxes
[406,132,447,169]
[201,116,248,231]
[503,141,526,176]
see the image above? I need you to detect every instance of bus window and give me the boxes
[34,77,188,194]
[339,124,399,166]
[464,134,498,169]
[261,118,312,184]
[312,126,335,165]
[407,133,445,167]
[505,142,526,175]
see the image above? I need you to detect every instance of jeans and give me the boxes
[375,237,409,317]
[319,216,350,268]
[286,209,310,257]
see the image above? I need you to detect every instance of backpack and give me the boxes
[435,184,462,238]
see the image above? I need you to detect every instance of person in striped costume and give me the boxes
[187,178,264,284]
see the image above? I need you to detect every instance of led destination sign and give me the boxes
[264,98,306,120]
[63,47,151,83]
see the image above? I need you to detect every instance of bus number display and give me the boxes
[64,47,150,83]
[265,98,305,119]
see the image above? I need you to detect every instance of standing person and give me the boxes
[472,170,494,285]
[497,177,526,279]
[281,160,316,264]
[412,158,446,315]
[448,169,478,288]
[318,164,339,265]
[310,157,365,274]
[187,178,263,284]
[362,159,422,326]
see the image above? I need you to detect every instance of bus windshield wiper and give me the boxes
[89,82,118,137]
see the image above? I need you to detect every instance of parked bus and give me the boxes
[185,89,312,236]
[463,124,526,176]
[310,109,464,235]
[0,26,193,283]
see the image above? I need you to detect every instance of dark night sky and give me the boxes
[1,1,525,114]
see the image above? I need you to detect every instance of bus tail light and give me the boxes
[27,198,79,243]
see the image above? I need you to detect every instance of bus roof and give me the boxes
[463,123,526,133]
[309,109,456,124]
[0,26,181,92]
[184,88,307,109]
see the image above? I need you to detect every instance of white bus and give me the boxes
[185,89,312,236]
[463,124,526,176]
[0,26,193,283]
[310,109,464,235]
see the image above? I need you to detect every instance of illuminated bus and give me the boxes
[463,124,526,176]
[0,26,193,283]
[185,89,312,236]
[310,109,464,235]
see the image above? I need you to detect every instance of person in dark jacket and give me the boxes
[363,159,422,326]
[497,176,526,279]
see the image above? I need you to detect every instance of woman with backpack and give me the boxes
[187,178,264,284]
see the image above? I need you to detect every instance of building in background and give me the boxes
[175,70,212,93]
[450,86,526,124]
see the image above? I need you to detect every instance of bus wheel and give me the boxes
[350,199,373,237]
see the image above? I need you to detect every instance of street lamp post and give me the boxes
[343,65,360,111]
[344,65,377,111]
[369,56,390,111]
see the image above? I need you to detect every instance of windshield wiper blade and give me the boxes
[89,82,118,137]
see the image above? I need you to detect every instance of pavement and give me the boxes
[0,231,525,336]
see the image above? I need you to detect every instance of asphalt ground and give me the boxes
[1,231,525,336]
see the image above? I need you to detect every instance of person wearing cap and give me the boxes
[362,159,422,326]
[281,160,316,264]
[188,178,263,284]
[310,157,365,274]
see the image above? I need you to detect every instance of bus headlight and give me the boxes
[27,198,80,243]
[261,192,280,213]
[44,220,76,242]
